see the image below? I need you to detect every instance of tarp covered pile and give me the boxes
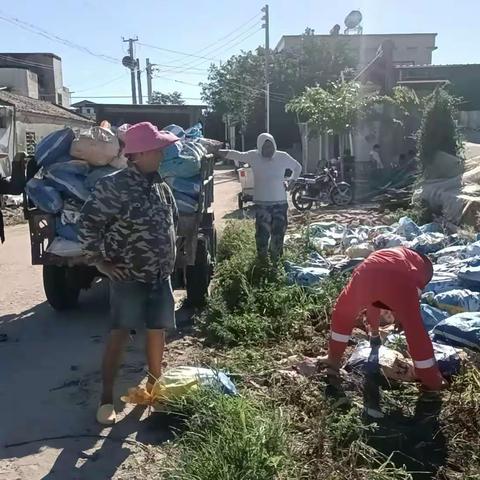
[26,122,221,257]
[286,216,480,355]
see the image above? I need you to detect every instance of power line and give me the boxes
[0,11,119,64]
[71,73,128,93]
[138,12,261,67]
[71,95,203,100]
[161,24,262,75]
[137,42,221,62]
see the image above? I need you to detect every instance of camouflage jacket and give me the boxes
[78,164,178,283]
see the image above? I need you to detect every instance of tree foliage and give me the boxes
[149,90,185,105]
[200,33,356,148]
[286,81,382,135]
[418,87,463,167]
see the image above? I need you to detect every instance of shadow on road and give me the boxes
[0,282,194,479]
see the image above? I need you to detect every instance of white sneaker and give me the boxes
[96,404,116,425]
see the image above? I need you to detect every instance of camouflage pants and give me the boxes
[255,203,288,260]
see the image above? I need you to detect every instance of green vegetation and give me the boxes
[160,220,480,480]
[162,389,297,480]
[418,87,463,175]
[198,221,345,347]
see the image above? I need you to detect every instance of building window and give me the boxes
[57,93,63,105]
[26,131,36,156]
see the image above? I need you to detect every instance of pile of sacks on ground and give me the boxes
[285,216,480,375]
[26,122,221,257]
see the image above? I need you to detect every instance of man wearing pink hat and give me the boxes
[79,122,179,425]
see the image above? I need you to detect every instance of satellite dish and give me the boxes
[344,10,362,29]
[122,55,135,69]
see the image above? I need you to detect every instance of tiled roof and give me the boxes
[0,90,92,123]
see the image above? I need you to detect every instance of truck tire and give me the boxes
[186,238,211,308]
[43,265,81,311]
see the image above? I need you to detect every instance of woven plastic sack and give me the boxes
[26,178,63,213]
[166,175,201,199]
[70,127,120,166]
[35,128,75,167]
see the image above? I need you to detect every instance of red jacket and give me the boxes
[329,247,444,390]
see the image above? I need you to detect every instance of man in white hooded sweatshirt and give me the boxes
[220,133,302,260]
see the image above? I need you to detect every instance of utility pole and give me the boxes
[136,60,143,104]
[262,5,270,133]
[146,58,154,103]
[122,36,138,104]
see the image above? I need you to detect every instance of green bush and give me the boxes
[418,87,463,170]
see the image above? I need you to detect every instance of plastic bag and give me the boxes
[407,232,447,255]
[166,175,201,199]
[70,127,120,166]
[26,178,63,213]
[163,124,186,138]
[395,216,422,241]
[35,128,75,167]
[424,289,480,315]
[46,237,83,257]
[185,122,203,139]
[198,137,223,155]
[44,161,91,201]
[160,155,201,179]
[459,264,480,290]
[173,191,198,214]
[121,366,237,407]
[433,312,480,350]
[373,233,405,250]
[420,303,449,331]
[346,243,373,259]
[163,141,183,161]
[345,341,416,382]
[285,262,330,287]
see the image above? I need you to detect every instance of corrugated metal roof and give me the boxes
[0,90,92,123]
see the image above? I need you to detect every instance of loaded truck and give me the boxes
[23,121,217,310]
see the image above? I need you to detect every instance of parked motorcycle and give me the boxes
[291,167,353,211]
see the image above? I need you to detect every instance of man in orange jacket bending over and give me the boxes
[321,247,448,391]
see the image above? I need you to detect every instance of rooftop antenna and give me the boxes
[344,10,363,35]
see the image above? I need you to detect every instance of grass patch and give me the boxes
[161,388,298,480]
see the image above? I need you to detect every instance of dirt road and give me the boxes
[0,168,240,480]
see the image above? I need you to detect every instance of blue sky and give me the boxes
[0,0,478,104]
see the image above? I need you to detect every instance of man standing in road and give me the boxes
[78,122,179,425]
[220,133,302,261]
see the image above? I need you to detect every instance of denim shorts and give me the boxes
[109,277,176,331]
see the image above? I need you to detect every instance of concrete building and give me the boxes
[0,67,39,99]
[276,33,437,68]
[0,53,70,107]
[71,100,97,119]
[0,90,92,176]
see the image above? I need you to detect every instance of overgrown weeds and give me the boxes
[198,220,346,347]
[160,388,298,480]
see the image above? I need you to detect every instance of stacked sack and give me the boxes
[26,126,126,257]
[160,123,219,214]
[27,122,221,257]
